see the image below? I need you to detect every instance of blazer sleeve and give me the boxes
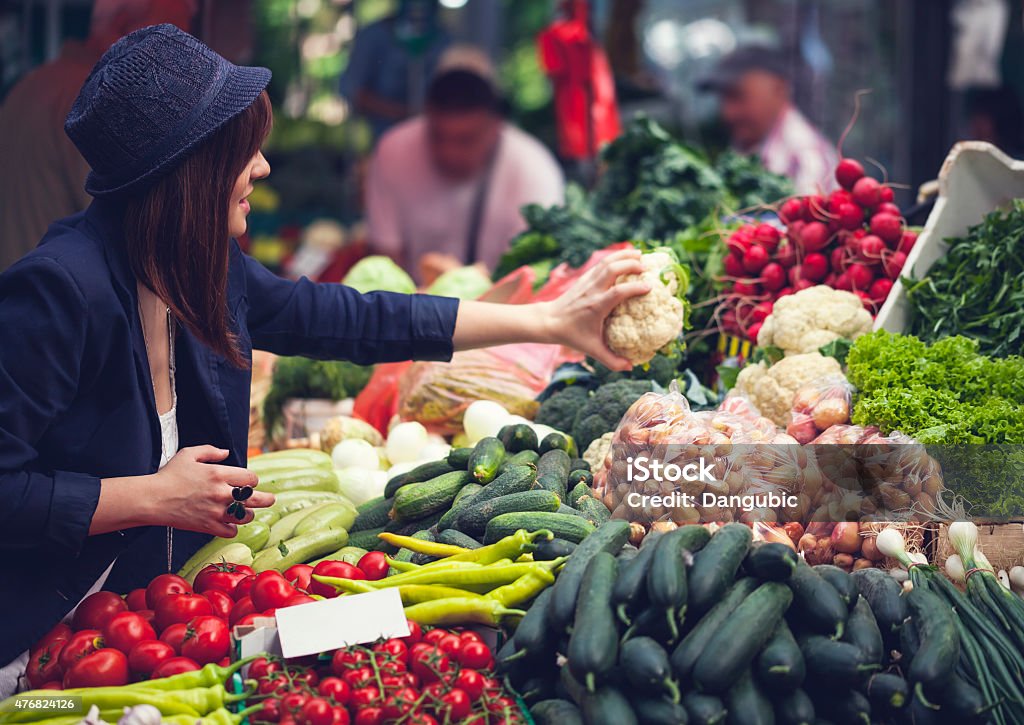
[0,258,101,555]
[241,248,460,365]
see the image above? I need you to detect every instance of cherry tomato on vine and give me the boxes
[331,649,369,675]
[349,686,382,709]
[454,669,486,700]
[317,676,351,705]
[457,640,493,670]
[352,707,382,725]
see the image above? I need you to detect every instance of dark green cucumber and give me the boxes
[511,586,556,658]
[569,458,591,473]
[743,542,799,581]
[347,527,385,551]
[787,560,848,638]
[938,674,989,723]
[351,496,393,532]
[682,693,727,725]
[568,481,592,507]
[613,538,659,625]
[534,537,577,561]
[531,699,583,725]
[619,637,680,702]
[818,689,871,725]
[850,567,906,636]
[580,687,638,725]
[500,449,540,471]
[384,460,455,498]
[577,496,611,525]
[630,697,689,725]
[671,577,759,681]
[446,446,473,469]
[498,423,539,453]
[755,621,805,693]
[393,529,434,570]
[864,673,908,710]
[390,470,472,521]
[567,552,619,691]
[484,511,595,545]
[842,595,883,665]
[814,564,858,610]
[623,604,678,644]
[435,528,481,549]
[899,615,921,663]
[725,670,774,725]
[468,437,506,483]
[645,526,695,641]
[776,689,816,725]
[905,587,959,688]
[383,510,444,537]
[567,469,593,487]
[436,482,485,531]
[540,431,576,457]
[463,464,537,506]
[692,582,793,694]
[536,449,572,499]
[799,635,874,687]
[550,520,631,629]
[455,490,561,537]
[687,523,752,617]
[557,503,588,518]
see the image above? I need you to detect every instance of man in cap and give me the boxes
[700,45,837,194]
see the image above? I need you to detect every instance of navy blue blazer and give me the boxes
[0,199,459,662]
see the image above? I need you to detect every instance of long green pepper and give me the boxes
[316,558,565,594]
[404,596,526,626]
[485,568,556,607]
[437,529,553,565]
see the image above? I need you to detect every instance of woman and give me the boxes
[0,25,648,685]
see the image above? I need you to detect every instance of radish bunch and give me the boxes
[718,158,919,341]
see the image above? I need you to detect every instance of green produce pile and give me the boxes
[500,521,993,725]
[262,357,373,439]
[905,201,1024,357]
[535,379,653,453]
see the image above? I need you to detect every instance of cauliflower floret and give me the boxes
[583,431,614,473]
[757,285,872,356]
[732,352,842,427]
[603,251,685,366]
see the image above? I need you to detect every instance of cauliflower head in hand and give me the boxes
[733,351,842,426]
[603,250,688,366]
[757,285,873,356]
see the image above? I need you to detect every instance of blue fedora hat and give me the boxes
[65,24,271,197]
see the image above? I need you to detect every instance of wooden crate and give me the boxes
[933,522,1024,571]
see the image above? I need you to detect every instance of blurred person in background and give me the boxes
[965,85,1024,157]
[366,48,564,283]
[339,0,450,142]
[699,45,838,195]
[0,0,195,272]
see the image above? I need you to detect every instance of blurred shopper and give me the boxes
[366,50,564,282]
[965,86,1024,157]
[0,0,195,272]
[339,0,450,141]
[699,45,837,195]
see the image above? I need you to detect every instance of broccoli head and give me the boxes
[589,345,683,388]
[534,385,591,434]
[572,379,654,452]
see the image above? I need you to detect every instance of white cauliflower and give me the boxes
[757,285,872,356]
[603,251,685,366]
[317,415,385,451]
[583,431,614,473]
[732,352,842,427]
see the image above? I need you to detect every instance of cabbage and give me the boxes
[426,266,492,300]
[343,256,416,294]
[335,467,388,505]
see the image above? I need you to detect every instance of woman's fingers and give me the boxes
[211,522,238,538]
[590,345,636,372]
[596,258,645,288]
[212,465,259,487]
[246,491,276,509]
[599,280,652,312]
[189,445,231,463]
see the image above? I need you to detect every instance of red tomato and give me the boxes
[342,666,375,690]
[486,696,517,715]
[229,597,258,627]
[258,674,290,696]
[331,706,349,725]
[135,610,157,628]
[193,562,254,596]
[406,715,436,725]
[376,659,406,677]
[331,648,369,675]
[435,634,462,657]
[127,640,175,677]
[72,591,128,631]
[402,621,423,645]
[180,615,229,664]
[378,673,406,692]
[234,613,262,628]
[251,572,297,611]
[350,686,382,709]
[372,638,408,665]
[159,623,188,654]
[283,593,316,607]
[151,656,200,678]
[248,656,281,679]
[233,575,256,600]
[255,699,282,724]
[298,698,335,725]
[309,561,363,598]
[295,669,321,688]
[457,630,483,645]
[32,623,72,654]
[102,612,156,655]
[454,669,485,700]
[356,552,389,581]
[421,681,447,703]
[422,629,447,645]
[63,648,129,688]
[283,564,314,591]
[457,640,493,670]
[26,640,65,689]
[39,681,63,690]
[317,676,351,705]
[58,630,102,672]
[154,592,214,632]
[438,689,471,722]
[409,646,451,683]
[125,589,148,612]
[145,573,192,610]
[353,707,383,725]
[381,687,418,721]
[203,589,234,621]
[281,692,310,715]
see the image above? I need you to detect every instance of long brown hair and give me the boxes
[124,91,272,368]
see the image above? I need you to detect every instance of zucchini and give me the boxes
[249,448,333,472]
[682,693,727,725]
[468,437,506,483]
[576,496,612,525]
[842,596,883,666]
[484,512,595,545]
[671,578,759,681]
[436,482,485,531]
[498,423,539,453]
[850,567,906,636]
[269,502,332,545]
[567,469,593,487]
[630,697,689,725]
[692,582,793,694]
[252,509,280,528]
[569,458,591,473]
[755,621,804,693]
[580,686,637,725]
[743,542,799,581]
[613,537,659,625]
[512,586,556,658]
[347,527,386,551]
[436,528,481,549]
[268,490,349,516]
[864,673,908,711]
[799,635,873,687]
[234,521,271,552]
[786,561,848,638]
[725,670,774,725]
[455,490,562,537]
[904,587,959,688]
[446,447,472,469]
[687,523,752,617]
[619,637,680,702]
[536,449,572,499]
[385,460,456,498]
[252,528,349,572]
[456,465,536,510]
[390,470,472,522]
[817,689,871,725]
[568,551,619,691]
[814,564,857,610]
[501,449,540,471]
[646,526,694,641]
[534,537,577,561]
[259,467,340,495]
[568,482,591,507]
[530,699,583,725]
[775,689,815,725]
[293,502,356,537]
[550,520,631,629]
[351,496,392,532]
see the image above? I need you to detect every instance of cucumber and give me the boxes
[484,512,595,545]
[568,482,591,507]
[446,447,473,469]
[568,551,619,691]
[814,564,857,610]
[799,635,873,687]
[550,520,631,628]
[645,526,694,641]
[576,496,611,525]
[456,490,561,536]
[498,423,539,453]
[351,496,393,532]
[682,693,727,725]
[725,670,774,725]
[540,431,576,457]
[252,528,349,572]
[383,510,444,537]
[557,503,588,518]
[580,687,637,725]
[259,467,340,495]
[904,587,959,688]
[612,536,659,625]
[842,596,883,666]
[755,621,804,693]
[687,523,752,617]
[569,458,591,473]
[269,502,332,545]
[385,460,456,498]
[501,449,540,471]
[567,469,593,487]
[624,604,679,644]
[293,502,356,537]
[347,527,385,551]
[630,697,689,725]
[390,470,472,522]
[818,689,871,725]
[531,699,583,725]
[938,674,988,723]
[536,449,572,499]
[619,637,680,702]
[864,673,908,710]
[252,509,280,528]
[899,615,921,663]
[786,561,848,638]
[775,689,816,725]
[692,582,793,694]
[436,483,485,531]
[850,567,906,636]
[671,578,759,681]
[436,528,481,549]
[534,537,577,561]
[512,586,556,658]
[456,465,536,509]
[743,542,799,581]
[468,437,506,483]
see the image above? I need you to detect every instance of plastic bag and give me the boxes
[786,374,855,444]
[353,362,412,436]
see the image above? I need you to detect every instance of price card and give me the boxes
[274,588,410,659]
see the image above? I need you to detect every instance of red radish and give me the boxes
[836,202,864,230]
[776,241,798,268]
[883,251,907,279]
[835,272,853,291]
[847,262,874,291]
[869,213,902,244]
[824,273,838,287]
[779,197,805,224]
[760,262,786,292]
[788,265,804,287]
[827,189,854,211]
[798,221,830,252]
[852,177,882,208]
[880,185,895,203]
[854,289,874,310]
[733,280,761,297]
[858,234,886,261]
[876,202,902,217]
[835,158,865,190]
[723,252,745,277]
[830,246,848,272]
[726,230,752,256]
[802,253,829,282]
[746,322,763,341]
[869,278,893,303]
[805,194,829,221]
[720,309,740,334]
[853,227,867,238]
[743,244,770,274]
[898,231,917,256]
[776,286,794,297]
[751,301,774,324]
[753,223,782,250]
[793,279,814,292]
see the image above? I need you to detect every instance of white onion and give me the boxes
[331,439,380,470]
[875,528,908,561]
[945,554,966,584]
[998,570,1011,590]
[1009,566,1024,593]
[974,546,995,573]
[462,400,509,443]
[386,421,429,463]
[948,522,980,566]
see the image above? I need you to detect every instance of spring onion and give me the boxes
[945,554,966,584]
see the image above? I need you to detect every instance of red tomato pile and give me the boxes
[249,624,523,725]
[718,157,920,341]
